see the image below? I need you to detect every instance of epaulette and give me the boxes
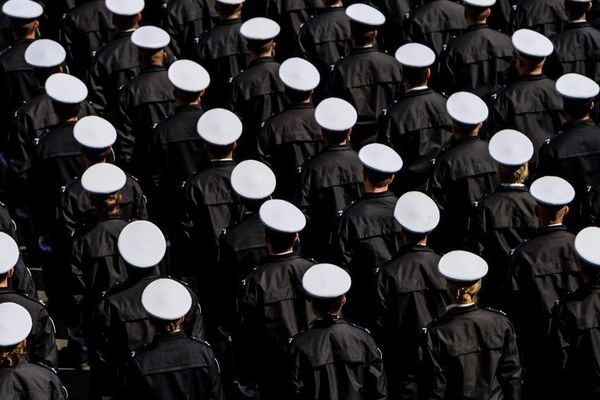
[545,130,564,145]
[126,172,140,182]
[288,330,305,344]
[509,240,528,256]
[101,281,126,299]
[0,46,12,56]
[338,200,357,217]
[34,360,59,375]
[330,56,345,71]
[484,307,507,316]
[348,321,372,335]
[190,335,212,348]
[0,200,6,208]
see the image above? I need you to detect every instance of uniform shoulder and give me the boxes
[1,291,48,309]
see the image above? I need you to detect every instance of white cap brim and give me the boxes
[530,176,575,206]
[446,91,488,124]
[395,43,436,67]
[25,39,66,68]
[556,73,600,100]
[359,143,403,173]
[346,3,386,26]
[464,0,496,7]
[575,227,600,267]
[302,263,351,298]
[142,278,193,320]
[81,163,127,195]
[74,116,117,149]
[488,129,534,166]
[315,97,357,131]
[259,199,306,233]
[0,232,19,274]
[231,160,276,199]
[438,250,488,282]
[2,0,43,19]
[118,221,167,268]
[168,59,210,92]
[196,108,242,146]
[45,73,88,104]
[394,191,440,233]
[0,303,32,347]
[240,17,280,41]
[105,0,144,16]
[131,25,170,50]
[279,57,320,91]
[512,29,554,58]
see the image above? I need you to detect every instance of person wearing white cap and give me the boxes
[549,226,600,399]
[326,3,402,148]
[378,42,453,194]
[257,57,323,201]
[238,199,315,400]
[288,263,387,400]
[0,302,67,399]
[297,97,364,260]
[438,0,513,100]
[420,250,522,400]
[373,191,447,399]
[0,205,35,298]
[427,91,496,252]
[490,28,562,167]
[509,175,582,395]
[92,220,204,398]
[228,17,285,159]
[331,143,402,324]
[122,278,224,400]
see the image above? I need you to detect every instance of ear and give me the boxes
[341,295,347,306]
[7,268,14,279]
[563,205,570,216]
[426,67,432,80]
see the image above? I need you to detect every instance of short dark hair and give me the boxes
[310,296,344,319]
[402,229,428,244]
[265,227,297,253]
[403,66,428,87]
[247,39,273,55]
[112,14,138,30]
[565,0,591,18]
[215,2,240,16]
[322,128,350,145]
[285,87,312,105]
[563,99,593,120]
[9,18,36,38]
[464,4,488,21]
[207,143,235,159]
[82,147,112,164]
[0,271,8,282]
[364,167,393,187]
[350,22,377,47]
[174,88,200,104]
[53,102,80,121]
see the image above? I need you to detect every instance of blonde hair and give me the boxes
[0,341,26,368]
[447,280,482,305]
[497,163,529,185]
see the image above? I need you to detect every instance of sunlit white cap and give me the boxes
[2,0,43,19]
[0,303,32,347]
[556,73,600,100]
[488,129,533,166]
[168,59,210,92]
[74,116,117,149]
[346,3,385,26]
[196,108,242,145]
[359,143,403,173]
[105,0,144,16]
[394,191,440,233]
[395,43,436,68]
[118,221,167,268]
[216,0,244,4]
[446,91,488,124]
[0,232,19,274]
[25,39,66,68]
[464,0,496,7]
[512,29,553,58]
[81,163,127,195]
[575,227,600,267]
[240,17,280,41]
[45,73,88,104]
[438,250,488,282]
[131,25,170,50]
[259,199,306,233]
[302,263,351,299]
[231,160,276,199]
[530,176,575,206]
[142,278,192,320]
[279,58,320,91]
[315,97,357,131]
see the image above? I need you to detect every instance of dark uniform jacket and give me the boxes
[0,288,57,367]
[419,305,522,400]
[512,0,567,37]
[125,331,224,400]
[370,0,422,52]
[582,179,600,227]
[374,244,448,400]
[490,74,563,166]
[257,103,324,201]
[439,24,513,100]
[10,258,36,299]
[164,0,215,58]
[377,87,453,193]
[326,47,403,147]
[296,144,364,260]
[427,136,497,251]
[288,318,387,400]
[191,19,250,109]
[0,357,67,400]
[547,21,600,82]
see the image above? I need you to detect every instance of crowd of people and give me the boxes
[0,0,599,399]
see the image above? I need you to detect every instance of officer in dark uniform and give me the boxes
[509,176,582,397]
[227,17,285,159]
[333,143,403,326]
[549,227,600,399]
[472,130,538,308]
[86,0,144,118]
[257,57,324,201]
[373,192,448,400]
[512,0,567,36]
[124,278,224,400]
[326,3,403,148]
[116,25,175,172]
[296,98,363,261]
[427,92,497,252]
[419,251,522,400]
[239,199,315,400]
[60,0,114,79]
[190,0,249,109]
[287,263,387,400]
[0,303,67,400]
[438,0,513,100]
[490,29,563,169]
[92,221,204,399]
[378,43,452,194]
[163,0,216,58]
[0,233,57,368]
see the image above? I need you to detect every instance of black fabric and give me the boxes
[0,357,67,400]
[547,21,600,82]
[512,0,567,37]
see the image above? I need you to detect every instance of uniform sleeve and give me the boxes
[548,300,571,394]
[438,49,456,95]
[206,348,226,400]
[237,276,260,384]
[115,88,136,169]
[60,14,76,71]
[6,108,33,192]
[184,292,206,340]
[68,238,86,314]
[86,58,108,114]
[331,215,354,270]
[287,342,307,400]
[427,159,448,212]
[132,179,149,220]
[497,321,523,400]
[90,299,120,397]
[418,330,447,400]
[256,123,274,168]
[29,306,58,368]
[376,110,394,148]
[372,269,389,344]
[535,142,556,180]
[365,341,388,400]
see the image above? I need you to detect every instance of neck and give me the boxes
[404,81,428,91]
[565,113,591,123]
[0,279,7,288]
[364,181,388,194]
[250,51,272,61]
[220,13,241,21]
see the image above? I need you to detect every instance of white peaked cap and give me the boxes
[438,250,488,282]
[259,199,306,233]
[315,97,357,131]
[105,0,144,16]
[240,17,280,41]
[530,176,575,206]
[118,221,167,268]
[2,0,43,19]
[464,0,496,7]
[168,59,210,92]
[302,263,351,299]
[74,116,117,149]
[230,160,276,199]
[142,278,193,320]
[0,303,32,347]
[512,29,554,58]
[131,25,170,50]
[196,108,242,146]
[395,43,436,68]
[446,91,489,124]
[575,227,600,267]
[488,129,534,166]
[45,73,88,104]
[216,0,244,4]
[81,163,127,195]
[394,191,440,233]
[25,39,66,68]
[359,143,403,173]
[0,232,19,274]
[346,3,386,26]
[556,73,600,100]
[279,57,320,91]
